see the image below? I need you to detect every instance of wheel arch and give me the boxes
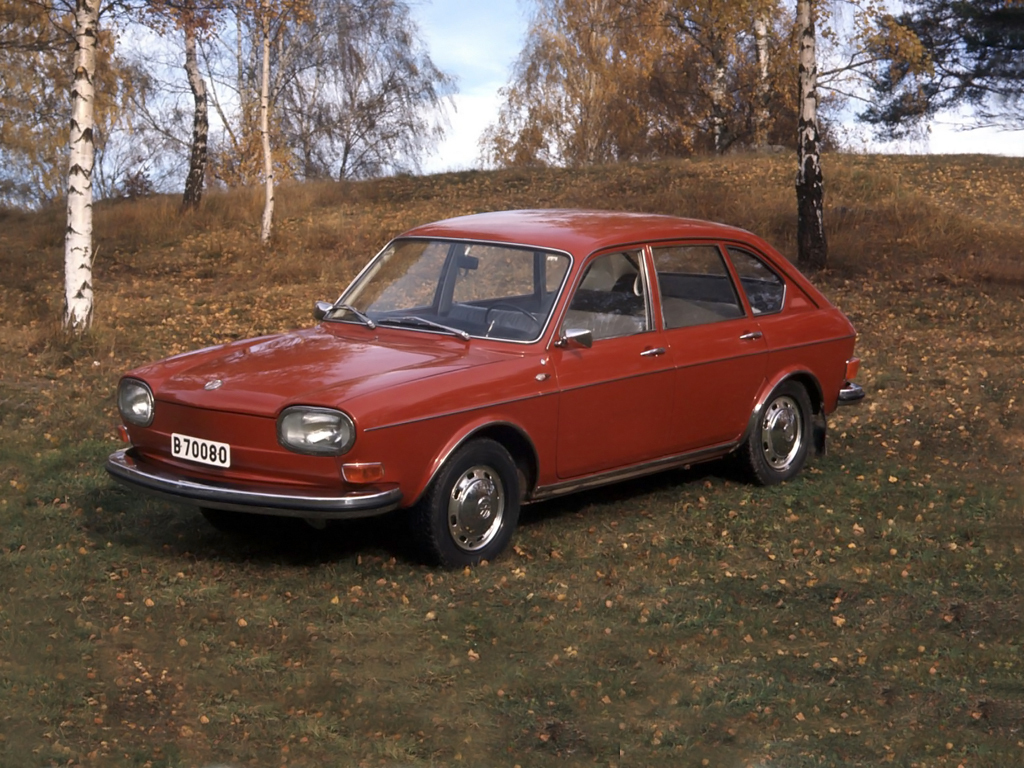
[413,421,539,507]
[744,369,824,444]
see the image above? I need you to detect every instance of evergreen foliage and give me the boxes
[861,0,1024,135]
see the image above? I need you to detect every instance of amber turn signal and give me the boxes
[845,357,861,381]
[342,462,385,484]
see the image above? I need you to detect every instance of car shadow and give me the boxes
[519,457,744,528]
[83,457,745,568]
[81,483,419,568]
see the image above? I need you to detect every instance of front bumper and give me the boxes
[837,381,866,406]
[106,448,402,519]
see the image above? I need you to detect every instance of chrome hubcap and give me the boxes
[761,395,803,471]
[448,465,505,552]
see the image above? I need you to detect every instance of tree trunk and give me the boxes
[753,15,771,148]
[709,60,727,154]
[63,0,98,332]
[795,0,827,271]
[182,23,208,211]
[259,3,274,243]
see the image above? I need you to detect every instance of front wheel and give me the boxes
[411,438,520,567]
[740,381,813,485]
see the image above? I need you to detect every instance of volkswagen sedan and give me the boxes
[107,210,864,566]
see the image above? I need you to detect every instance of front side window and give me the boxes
[337,239,570,342]
[652,244,744,329]
[728,247,785,315]
[562,251,649,340]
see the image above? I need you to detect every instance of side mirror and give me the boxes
[314,300,333,321]
[556,328,593,349]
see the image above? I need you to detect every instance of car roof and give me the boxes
[400,209,753,256]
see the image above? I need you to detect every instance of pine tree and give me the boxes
[860,0,1024,135]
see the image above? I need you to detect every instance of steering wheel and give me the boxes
[484,303,542,335]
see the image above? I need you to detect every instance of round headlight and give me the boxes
[277,407,355,456]
[117,378,155,427]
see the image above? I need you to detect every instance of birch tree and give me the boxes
[752,13,772,147]
[277,0,453,179]
[181,19,208,209]
[485,0,793,166]
[795,0,827,271]
[257,0,273,241]
[0,1,68,205]
[64,0,100,331]
[139,0,222,209]
[485,0,683,166]
[208,0,310,241]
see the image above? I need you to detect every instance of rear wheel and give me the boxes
[741,381,812,485]
[411,438,520,568]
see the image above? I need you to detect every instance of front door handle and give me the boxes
[640,347,666,357]
[739,331,763,341]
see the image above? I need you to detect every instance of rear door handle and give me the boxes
[739,331,763,341]
[640,347,666,357]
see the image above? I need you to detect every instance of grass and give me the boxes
[1,153,1023,767]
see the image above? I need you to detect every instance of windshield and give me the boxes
[336,239,571,342]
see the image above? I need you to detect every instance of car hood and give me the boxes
[130,325,506,416]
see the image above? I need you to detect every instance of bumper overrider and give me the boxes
[106,448,403,519]
[837,381,866,406]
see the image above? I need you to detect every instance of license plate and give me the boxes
[172,433,231,468]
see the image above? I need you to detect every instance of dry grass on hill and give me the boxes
[1,153,1023,768]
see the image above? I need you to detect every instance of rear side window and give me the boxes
[651,244,744,329]
[728,247,785,315]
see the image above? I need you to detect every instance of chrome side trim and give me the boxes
[106,449,402,519]
[837,382,865,406]
[529,441,738,503]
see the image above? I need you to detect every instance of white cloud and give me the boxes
[412,0,525,173]
[422,90,504,173]
[923,120,1024,156]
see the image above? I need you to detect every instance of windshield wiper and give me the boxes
[378,315,470,341]
[330,303,376,329]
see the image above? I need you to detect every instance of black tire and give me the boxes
[200,508,254,534]
[741,381,813,486]
[411,438,520,568]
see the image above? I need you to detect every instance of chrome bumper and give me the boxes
[837,381,866,406]
[106,449,402,519]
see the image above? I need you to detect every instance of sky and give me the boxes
[409,1,1024,173]
[412,0,528,173]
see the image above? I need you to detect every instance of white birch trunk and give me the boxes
[796,0,827,269]
[710,62,726,154]
[63,0,99,332]
[182,23,208,210]
[259,3,274,243]
[753,15,771,148]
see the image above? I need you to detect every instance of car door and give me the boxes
[652,243,768,452]
[551,249,675,479]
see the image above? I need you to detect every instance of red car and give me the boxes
[108,210,864,566]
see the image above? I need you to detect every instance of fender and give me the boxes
[743,367,824,447]
[408,417,540,508]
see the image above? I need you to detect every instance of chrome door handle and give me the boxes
[640,347,666,357]
[739,331,763,341]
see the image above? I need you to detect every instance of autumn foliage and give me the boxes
[2,153,1024,765]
